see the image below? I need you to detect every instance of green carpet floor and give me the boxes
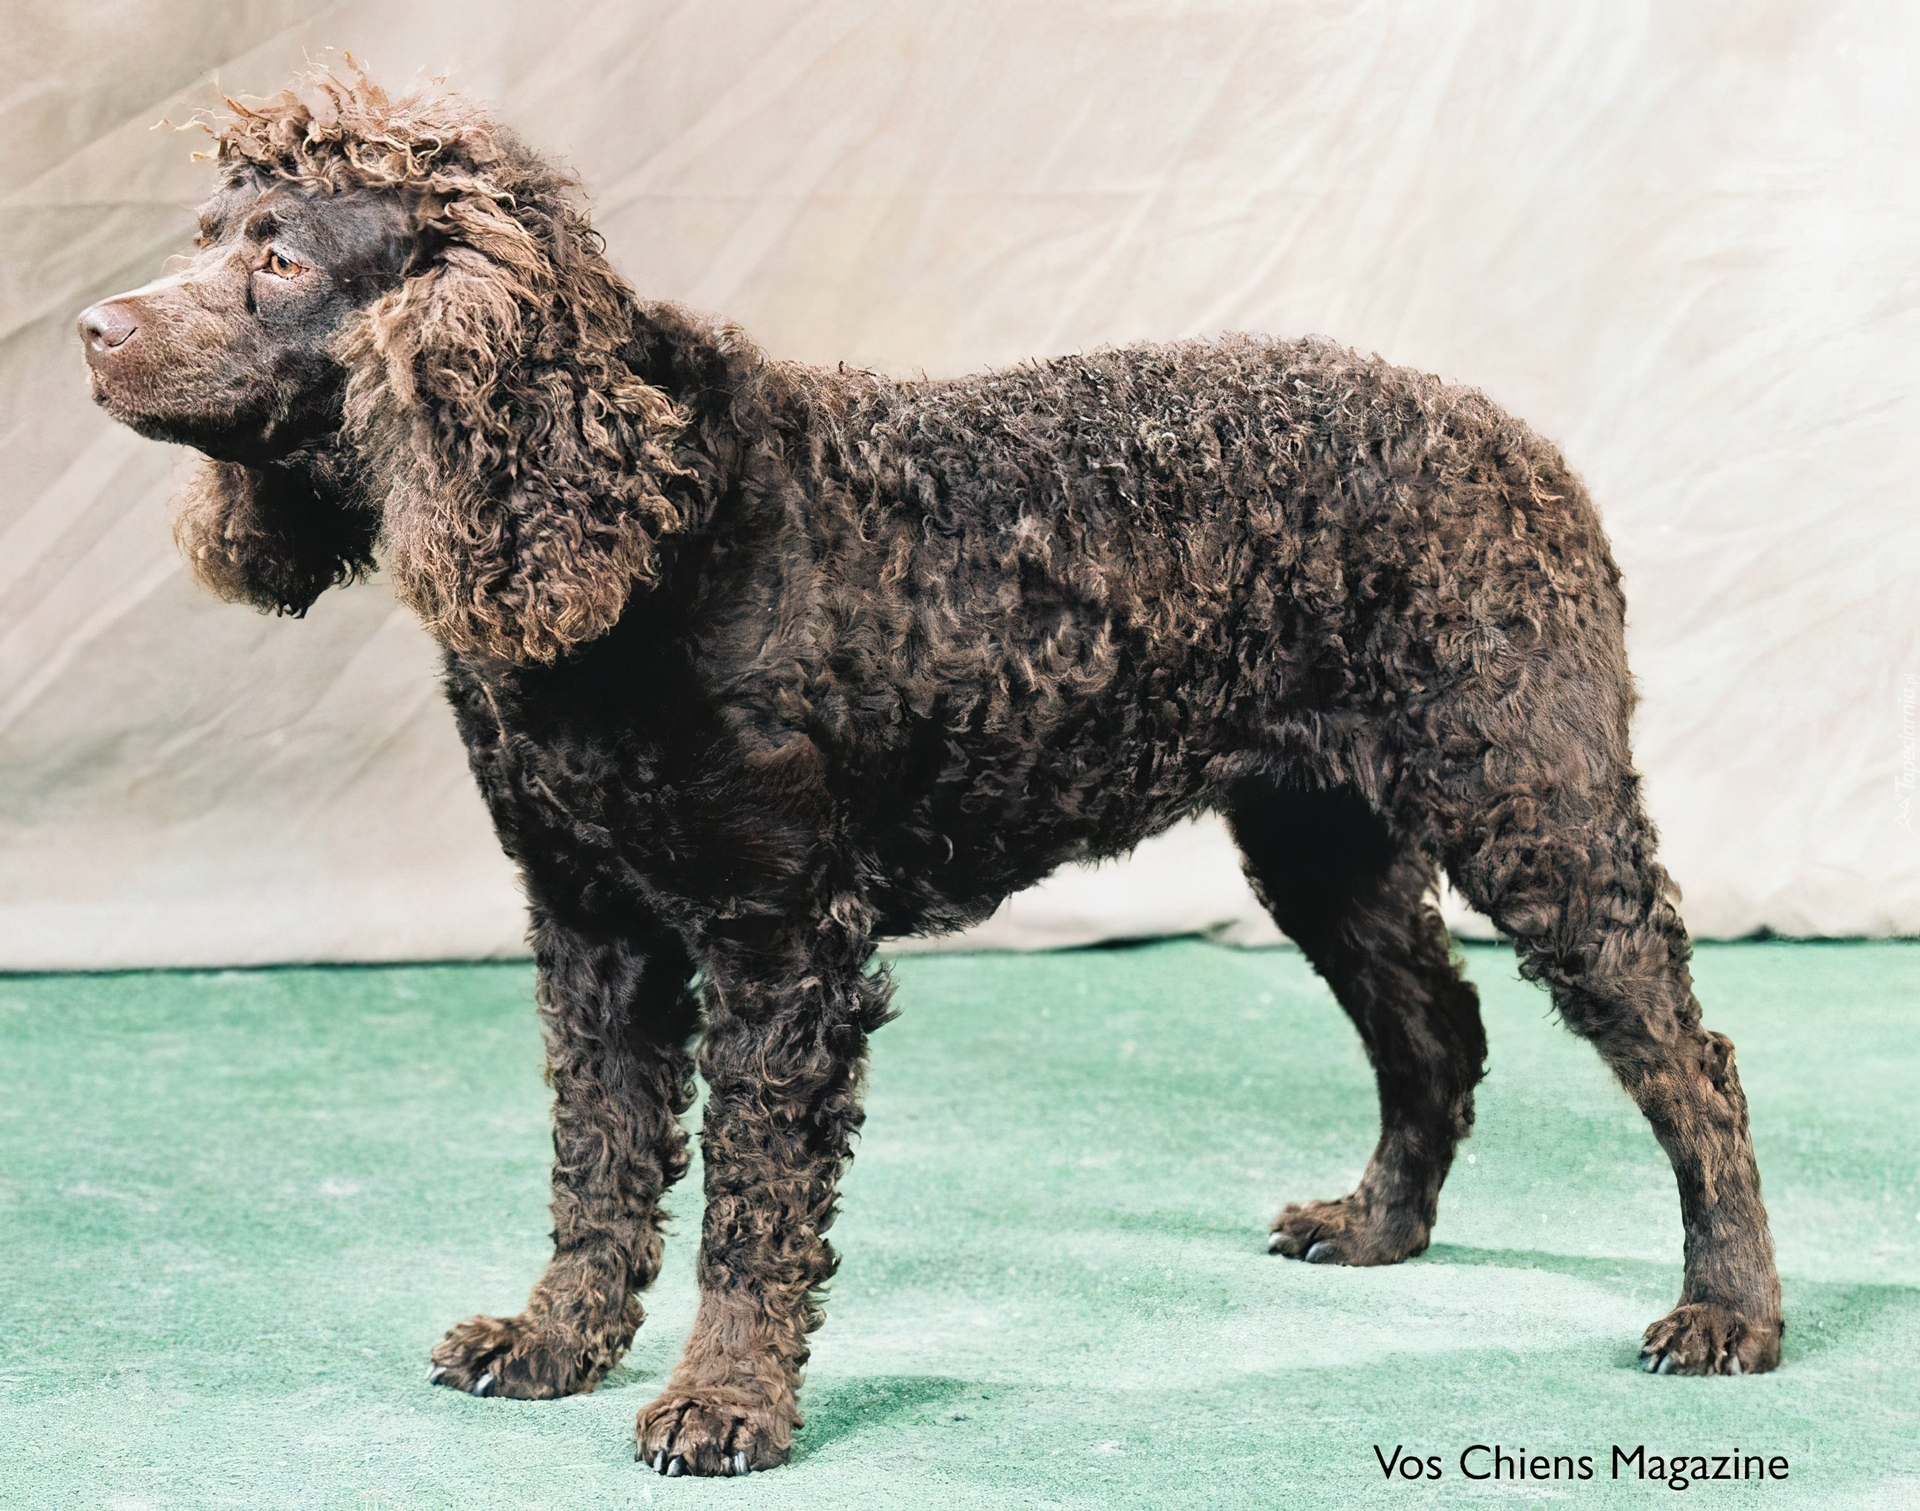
[1,940,1916,1509]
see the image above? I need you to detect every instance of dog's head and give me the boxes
[79,69,691,663]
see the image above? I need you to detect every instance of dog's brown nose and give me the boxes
[78,300,139,356]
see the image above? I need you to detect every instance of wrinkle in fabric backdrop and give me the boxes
[3,0,1917,969]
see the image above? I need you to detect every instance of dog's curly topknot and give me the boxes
[208,65,532,207]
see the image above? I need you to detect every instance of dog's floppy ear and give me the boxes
[173,458,378,616]
[340,192,691,664]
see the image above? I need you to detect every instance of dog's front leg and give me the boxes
[637,908,893,1476]
[430,909,699,1398]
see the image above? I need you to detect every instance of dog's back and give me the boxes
[734,334,1625,925]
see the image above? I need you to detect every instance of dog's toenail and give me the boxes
[472,1372,495,1396]
[651,1451,665,1473]
[1727,1356,1742,1376]
[1267,1232,1285,1253]
[426,1365,446,1385]
[732,1450,751,1476]
[666,1456,686,1477]
[1304,1240,1333,1263]
[1643,1353,1661,1372]
[1656,1354,1676,1375]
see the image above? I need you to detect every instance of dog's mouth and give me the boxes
[88,383,315,470]
[81,298,198,435]
[85,362,222,451]
[79,319,327,467]
[78,295,242,453]
[84,358,156,426]
[85,365,193,449]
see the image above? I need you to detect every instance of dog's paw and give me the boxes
[636,1386,795,1476]
[1639,1302,1781,1377]
[1267,1195,1429,1266]
[427,1311,631,1400]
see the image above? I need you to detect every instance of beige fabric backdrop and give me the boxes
[3,0,1917,969]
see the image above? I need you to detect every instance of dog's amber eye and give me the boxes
[262,248,306,279]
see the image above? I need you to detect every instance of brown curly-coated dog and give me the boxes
[77,69,1782,1476]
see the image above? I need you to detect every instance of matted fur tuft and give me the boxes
[173,457,377,615]
[206,66,693,661]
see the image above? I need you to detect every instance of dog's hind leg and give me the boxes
[429,911,698,1399]
[1437,736,1782,1375]
[635,904,894,1476]
[1228,780,1487,1266]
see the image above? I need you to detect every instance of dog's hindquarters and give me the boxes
[1428,687,1783,1373]
[1223,399,1780,1372]
[1392,525,1783,1373]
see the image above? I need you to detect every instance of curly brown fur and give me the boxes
[429,909,698,1398]
[1230,782,1487,1266]
[173,455,378,614]
[78,67,1783,1474]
